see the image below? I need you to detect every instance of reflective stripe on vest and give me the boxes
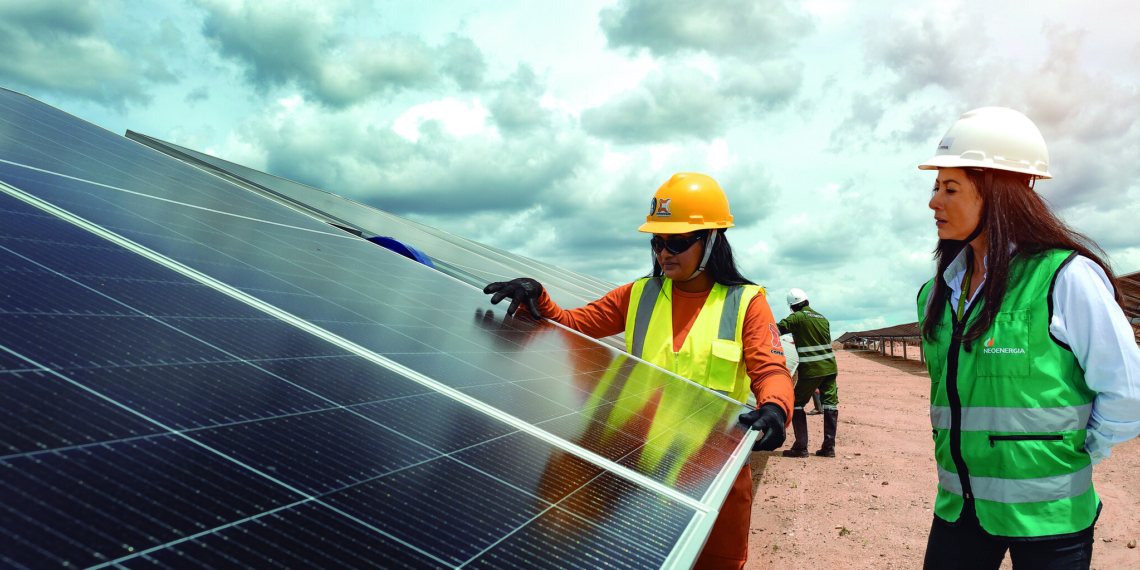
[796,343,832,353]
[630,278,664,359]
[930,403,1093,433]
[799,353,836,363]
[937,464,1092,504]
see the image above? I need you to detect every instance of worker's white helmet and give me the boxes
[787,288,808,307]
[918,107,1051,179]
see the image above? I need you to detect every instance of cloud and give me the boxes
[866,15,987,102]
[185,86,210,104]
[438,35,486,91]
[599,0,814,59]
[0,0,174,109]
[224,96,590,216]
[718,59,804,108]
[195,0,486,107]
[487,64,551,133]
[581,66,730,143]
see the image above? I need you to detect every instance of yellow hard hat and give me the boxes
[638,173,734,234]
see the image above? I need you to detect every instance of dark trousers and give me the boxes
[922,512,1094,570]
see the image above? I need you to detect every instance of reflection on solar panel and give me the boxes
[0,87,756,569]
[124,130,616,309]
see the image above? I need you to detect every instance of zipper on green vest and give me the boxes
[945,299,980,501]
[988,434,1063,447]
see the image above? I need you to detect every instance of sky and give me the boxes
[2,0,1138,335]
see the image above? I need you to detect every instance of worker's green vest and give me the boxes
[626,277,764,404]
[917,249,1098,538]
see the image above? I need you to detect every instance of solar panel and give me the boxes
[125,130,617,308]
[0,87,757,569]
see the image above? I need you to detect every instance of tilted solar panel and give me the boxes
[0,88,757,569]
[123,131,617,309]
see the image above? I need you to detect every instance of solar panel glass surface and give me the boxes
[0,89,756,569]
[125,131,618,308]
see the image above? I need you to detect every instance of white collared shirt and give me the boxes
[942,248,1140,465]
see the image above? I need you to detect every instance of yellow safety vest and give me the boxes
[625,277,764,404]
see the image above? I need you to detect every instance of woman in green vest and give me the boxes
[483,172,795,570]
[917,107,1140,569]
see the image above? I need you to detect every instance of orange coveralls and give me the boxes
[532,282,794,570]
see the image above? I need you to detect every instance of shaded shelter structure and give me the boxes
[837,322,923,363]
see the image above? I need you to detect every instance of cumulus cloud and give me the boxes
[581,67,729,143]
[0,0,175,109]
[185,86,210,104]
[195,0,485,107]
[599,0,814,59]
[223,96,588,216]
[867,15,988,102]
[487,64,550,133]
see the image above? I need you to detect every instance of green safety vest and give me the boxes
[777,305,837,378]
[626,277,764,404]
[918,249,1098,538]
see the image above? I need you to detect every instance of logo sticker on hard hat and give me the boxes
[655,198,672,218]
[937,137,954,151]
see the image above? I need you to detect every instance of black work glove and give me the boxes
[483,278,545,318]
[738,403,787,452]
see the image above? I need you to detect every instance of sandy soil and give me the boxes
[743,349,1140,569]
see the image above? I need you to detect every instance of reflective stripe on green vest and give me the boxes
[917,249,1098,538]
[625,277,763,404]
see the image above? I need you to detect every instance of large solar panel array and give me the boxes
[0,88,756,569]
[124,130,616,309]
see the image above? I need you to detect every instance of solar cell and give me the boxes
[0,89,757,569]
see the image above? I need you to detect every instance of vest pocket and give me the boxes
[708,339,742,392]
[976,309,1030,377]
[988,434,1062,447]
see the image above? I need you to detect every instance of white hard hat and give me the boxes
[918,107,1051,179]
[787,288,808,307]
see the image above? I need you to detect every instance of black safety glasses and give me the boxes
[650,234,703,255]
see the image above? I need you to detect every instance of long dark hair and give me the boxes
[650,229,755,286]
[922,170,1123,344]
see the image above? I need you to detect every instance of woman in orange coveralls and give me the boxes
[484,173,794,570]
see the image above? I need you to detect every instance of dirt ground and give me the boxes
[743,348,1140,569]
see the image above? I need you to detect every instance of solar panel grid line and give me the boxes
[451,468,611,570]
[0,90,317,226]
[0,178,714,515]
[0,157,348,239]
[124,130,371,237]
[0,344,449,569]
[5,336,596,569]
[1,234,584,498]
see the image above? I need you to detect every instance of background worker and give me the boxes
[483,172,794,570]
[777,288,839,457]
[918,107,1140,569]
